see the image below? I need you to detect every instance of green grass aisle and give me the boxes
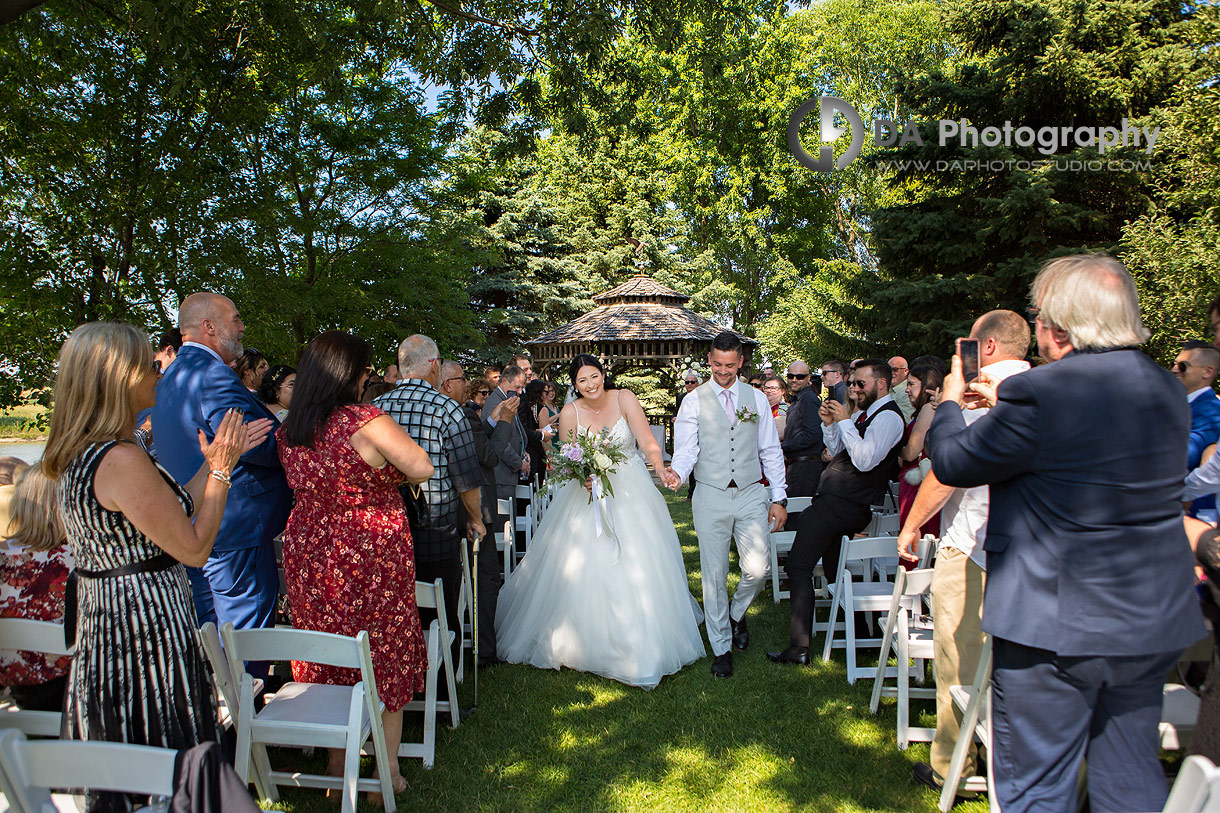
[265,491,991,812]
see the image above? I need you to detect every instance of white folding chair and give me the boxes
[495,498,515,581]
[820,536,900,683]
[198,623,269,799]
[1162,755,1220,813]
[0,727,176,813]
[455,543,474,684]
[220,623,397,812]
[868,567,936,749]
[398,579,460,770]
[938,636,994,812]
[862,511,901,580]
[511,486,534,566]
[0,619,73,738]
[766,496,813,603]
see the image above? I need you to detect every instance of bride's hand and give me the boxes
[583,477,593,493]
[660,467,682,490]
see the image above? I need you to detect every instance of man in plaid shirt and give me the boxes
[375,334,484,691]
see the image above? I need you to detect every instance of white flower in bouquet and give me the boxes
[593,451,613,471]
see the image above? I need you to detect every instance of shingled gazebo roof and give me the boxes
[527,276,756,375]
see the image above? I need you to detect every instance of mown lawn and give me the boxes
[262,491,989,812]
[0,403,49,439]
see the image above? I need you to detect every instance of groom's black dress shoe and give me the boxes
[766,646,811,665]
[730,616,749,651]
[711,652,733,678]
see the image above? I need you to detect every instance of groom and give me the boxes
[669,332,788,677]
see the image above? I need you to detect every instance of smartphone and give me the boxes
[957,338,980,383]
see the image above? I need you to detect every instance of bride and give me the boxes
[495,354,706,689]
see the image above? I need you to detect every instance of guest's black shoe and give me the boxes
[440,705,474,725]
[766,646,810,665]
[730,616,749,651]
[913,762,978,802]
[711,652,733,678]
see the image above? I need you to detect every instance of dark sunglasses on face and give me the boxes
[476,389,491,396]
[1174,361,1193,373]
[849,379,868,388]
[751,382,762,388]
[787,373,808,380]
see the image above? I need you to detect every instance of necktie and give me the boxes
[855,409,868,432]
[721,389,735,422]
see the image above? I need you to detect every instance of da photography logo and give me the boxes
[787,96,864,173]
[788,97,1161,172]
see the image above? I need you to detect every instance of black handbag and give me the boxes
[400,483,431,532]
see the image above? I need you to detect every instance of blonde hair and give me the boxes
[1030,255,1150,351]
[7,465,65,551]
[42,322,152,479]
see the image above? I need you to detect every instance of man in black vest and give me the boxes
[768,358,906,664]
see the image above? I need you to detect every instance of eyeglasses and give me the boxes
[1026,307,1040,325]
[685,380,698,386]
[750,382,762,388]
[848,379,869,388]
[444,376,468,384]
[763,385,783,393]
[787,373,808,380]
[475,389,491,396]
[1174,361,1193,373]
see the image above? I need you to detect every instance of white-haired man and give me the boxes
[926,255,1205,812]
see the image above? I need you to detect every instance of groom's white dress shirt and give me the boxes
[671,379,787,502]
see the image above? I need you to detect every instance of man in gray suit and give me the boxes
[483,364,529,539]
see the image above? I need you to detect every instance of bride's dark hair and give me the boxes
[568,354,616,399]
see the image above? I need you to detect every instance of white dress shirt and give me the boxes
[822,393,905,472]
[938,358,1031,567]
[671,379,787,502]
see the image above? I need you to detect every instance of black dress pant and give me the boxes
[467,531,502,665]
[416,553,463,692]
[785,457,823,498]
[785,493,872,648]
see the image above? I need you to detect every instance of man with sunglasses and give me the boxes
[821,360,847,404]
[780,360,824,498]
[768,358,904,665]
[1171,341,1220,522]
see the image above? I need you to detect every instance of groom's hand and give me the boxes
[768,502,788,532]
[660,467,682,490]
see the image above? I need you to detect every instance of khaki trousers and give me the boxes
[930,546,987,778]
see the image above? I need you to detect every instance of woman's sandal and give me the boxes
[366,774,407,807]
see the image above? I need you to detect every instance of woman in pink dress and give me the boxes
[277,331,434,793]
[897,364,944,543]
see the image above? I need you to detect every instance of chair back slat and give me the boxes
[786,496,813,514]
[902,568,935,596]
[221,623,364,670]
[0,618,73,657]
[0,729,176,806]
[842,536,899,563]
[415,578,444,611]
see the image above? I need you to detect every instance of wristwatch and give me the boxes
[773,499,787,508]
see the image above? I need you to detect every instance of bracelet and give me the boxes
[208,469,232,486]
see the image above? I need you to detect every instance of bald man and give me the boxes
[888,356,913,420]
[152,293,291,646]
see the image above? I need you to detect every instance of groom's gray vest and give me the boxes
[692,381,762,489]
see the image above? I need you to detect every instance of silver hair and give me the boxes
[397,334,439,377]
[1031,255,1150,350]
[440,360,463,379]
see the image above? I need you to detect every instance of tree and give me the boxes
[862,0,1203,357]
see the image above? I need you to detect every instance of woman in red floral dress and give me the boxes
[1,465,74,711]
[277,331,435,793]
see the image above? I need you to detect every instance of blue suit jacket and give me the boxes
[926,348,1205,657]
[151,345,291,552]
[1188,390,1220,515]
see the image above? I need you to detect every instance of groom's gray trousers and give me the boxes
[692,480,771,656]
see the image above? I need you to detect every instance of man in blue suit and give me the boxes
[1172,340,1220,522]
[152,292,292,637]
[926,255,1205,813]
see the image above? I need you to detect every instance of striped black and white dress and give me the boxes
[58,441,217,768]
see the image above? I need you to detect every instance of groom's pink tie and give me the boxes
[721,389,735,422]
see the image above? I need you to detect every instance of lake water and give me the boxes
[0,440,47,463]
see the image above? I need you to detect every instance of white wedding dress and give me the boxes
[495,415,706,689]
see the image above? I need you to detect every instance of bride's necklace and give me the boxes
[584,393,610,415]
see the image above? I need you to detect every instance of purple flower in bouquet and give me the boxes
[561,443,583,463]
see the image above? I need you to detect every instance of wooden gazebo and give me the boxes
[527,276,757,379]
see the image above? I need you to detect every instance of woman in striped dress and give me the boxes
[41,322,257,812]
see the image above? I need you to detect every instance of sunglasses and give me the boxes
[750,382,762,388]
[1174,361,1193,373]
[787,373,808,380]
[1026,306,1040,325]
[475,389,491,396]
[848,379,869,388]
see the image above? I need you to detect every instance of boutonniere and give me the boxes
[735,405,759,424]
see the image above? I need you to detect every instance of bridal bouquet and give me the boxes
[553,429,627,502]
